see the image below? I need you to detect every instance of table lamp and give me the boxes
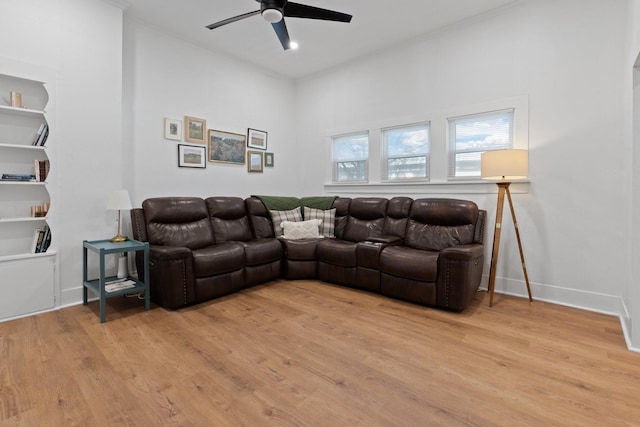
[481,149,533,307]
[107,189,132,242]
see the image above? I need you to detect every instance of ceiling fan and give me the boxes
[206,0,352,50]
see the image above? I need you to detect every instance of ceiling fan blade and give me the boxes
[272,19,292,50]
[284,2,352,22]
[206,10,261,30]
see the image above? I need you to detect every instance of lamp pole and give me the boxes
[487,180,533,307]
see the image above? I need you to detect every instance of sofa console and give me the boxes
[131,196,486,311]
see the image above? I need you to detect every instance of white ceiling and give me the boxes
[124,0,519,79]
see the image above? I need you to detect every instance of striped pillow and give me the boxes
[304,207,336,238]
[270,207,302,236]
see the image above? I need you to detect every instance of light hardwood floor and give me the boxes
[1,280,639,426]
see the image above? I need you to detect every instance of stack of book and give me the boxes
[31,225,51,254]
[1,173,36,182]
[34,160,49,182]
[32,123,49,146]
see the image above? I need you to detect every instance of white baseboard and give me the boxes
[487,275,640,352]
[60,285,85,308]
[490,276,622,315]
[619,298,640,353]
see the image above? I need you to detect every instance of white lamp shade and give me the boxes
[481,149,528,181]
[107,189,132,211]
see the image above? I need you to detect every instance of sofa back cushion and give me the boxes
[332,197,351,239]
[342,198,388,242]
[142,197,215,249]
[205,196,253,242]
[384,197,412,238]
[405,198,478,251]
[245,196,275,238]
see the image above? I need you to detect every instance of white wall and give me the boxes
[295,0,629,316]
[0,0,124,306]
[122,19,299,206]
[626,0,640,351]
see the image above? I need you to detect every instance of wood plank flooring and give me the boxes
[1,280,639,426]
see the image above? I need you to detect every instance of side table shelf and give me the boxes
[82,239,150,323]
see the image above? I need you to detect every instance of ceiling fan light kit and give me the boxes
[262,9,283,23]
[206,0,352,50]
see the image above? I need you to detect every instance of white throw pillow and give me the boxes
[270,207,302,236]
[282,219,322,240]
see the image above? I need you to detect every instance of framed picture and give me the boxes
[164,117,182,140]
[248,151,264,173]
[178,144,206,168]
[247,128,268,150]
[184,116,206,144]
[208,129,246,165]
[264,152,274,168]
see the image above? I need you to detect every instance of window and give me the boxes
[382,123,430,181]
[448,109,513,179]
[332,132,369,182]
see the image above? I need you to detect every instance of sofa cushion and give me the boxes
[342,198,387,242]
[206,197,254,242]
[317,239,357,267]
[192,242,245,278]
[405,199,478,251]
[280,238,320,261]
[241,238,283,266]
[143,197,215,250]
[270,207,302,236]
[332,197,351,239]
[304,207,336,238]
[379,245,439,282]
[384,197,413,238]
[282,219,322,240]
[245,197,276,238]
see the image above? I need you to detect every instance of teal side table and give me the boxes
[82,239,150,323]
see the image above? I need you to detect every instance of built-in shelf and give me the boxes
[0,181,46,185]
[0,216,48,223]
[0,104,46,116]
[0,250,56,263]
[0,65,57,322]
[0,142,47,151]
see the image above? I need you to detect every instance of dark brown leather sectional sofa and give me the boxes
[130,196,486,312]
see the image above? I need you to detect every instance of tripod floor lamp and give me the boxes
[481,149,533,307]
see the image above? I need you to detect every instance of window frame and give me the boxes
[447,108,515,181]
[381,122,431,183]
[331,131,370,183]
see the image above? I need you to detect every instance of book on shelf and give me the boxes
[32,123,46,145]
[1,173,36,181]
[33,159,49,182]
[39,225,51,253]
[38,125,49,146]
[31,225,51,253]
[30,228,41,254]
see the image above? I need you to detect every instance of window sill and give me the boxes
[324,180,530,195]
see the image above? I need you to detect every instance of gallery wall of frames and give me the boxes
[165,116,274,173]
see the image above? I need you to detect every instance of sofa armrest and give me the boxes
[436,244,484,311]
[439,244,484,260]
[138,245,195,309]
[357,235,402,269]
[149,245,192,260]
